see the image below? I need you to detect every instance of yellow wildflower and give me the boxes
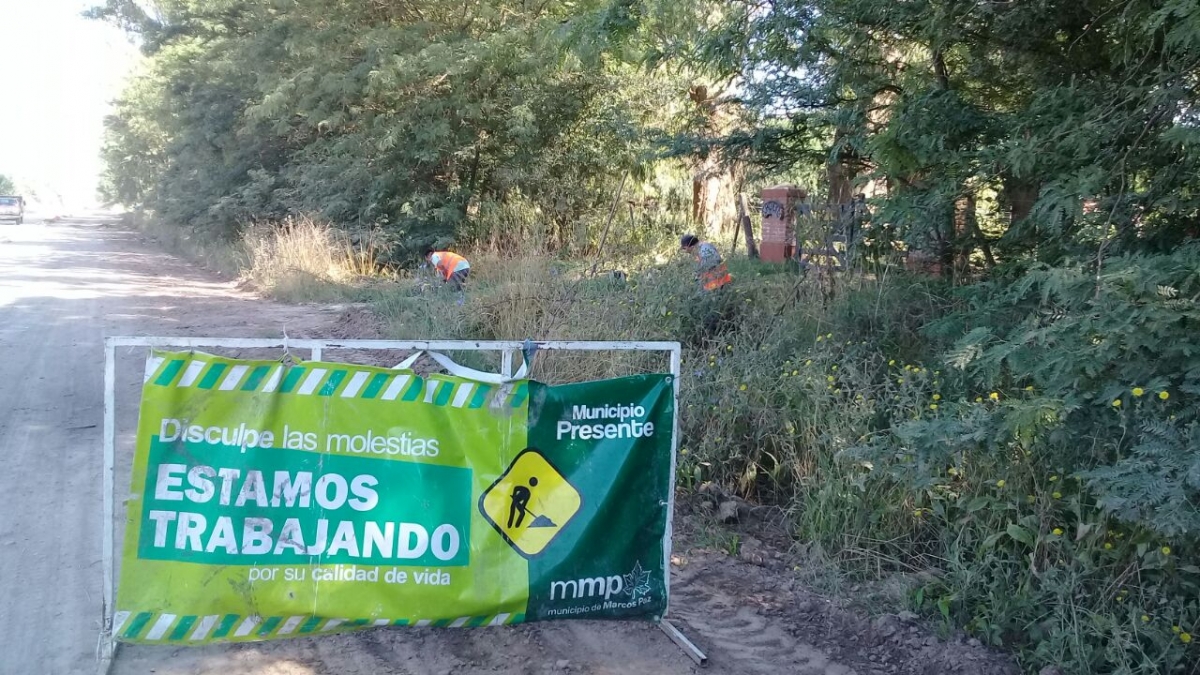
[792,370,799,376]
[1160,391,1170,400]
[975,397,983,403]
[1162,546,1171,556]
[832,365,839,371]
[889,360,896,366]
[1052,528,1064,536]
[1173,625,1182,634]
[827,376,835,383]
[929,404,939,411]
[1141,615,1150,623]
[989,392,1000,401]
[1104,542,1113,550]
[1182,632,1193,644]
[805,360,812,366]
[1052,491,1062,499]
[1132,387,1145,397]
[996,479,1006,488]
[739,384,748,392]
[1112,398,1122,407]
[933,394,942,401]
[1049,475,1059,482]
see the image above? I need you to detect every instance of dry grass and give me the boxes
[244,217,373,284]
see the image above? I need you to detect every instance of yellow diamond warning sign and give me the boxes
[480,449,581,558]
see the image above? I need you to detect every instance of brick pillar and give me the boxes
[760,186,806,263]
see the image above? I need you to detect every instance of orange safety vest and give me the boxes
[701,263,732,291]
[432,251,469,281]
[698,257,732,291]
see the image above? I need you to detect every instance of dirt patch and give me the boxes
[670,547,1016,675]
[670,490,1018,675]
[325,305,387,341]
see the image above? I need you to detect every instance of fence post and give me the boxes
[737,193,759,259]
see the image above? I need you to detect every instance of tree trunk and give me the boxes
[954,193,978,280]
[938,203,955,280]
[827,135,856,208]
[1005,178,1040,227]
[737,193,759,259]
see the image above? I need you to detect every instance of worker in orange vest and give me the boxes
[681,234,732,292]
[424,248,471,291]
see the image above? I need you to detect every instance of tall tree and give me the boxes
[676,0,1200,270]
[92,0,688,251]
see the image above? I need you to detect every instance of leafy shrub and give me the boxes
[847,247,1200,671]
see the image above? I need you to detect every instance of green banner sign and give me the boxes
[114,351,674,644]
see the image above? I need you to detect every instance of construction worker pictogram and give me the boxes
[480,448,581,558]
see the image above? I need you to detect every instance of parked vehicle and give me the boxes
[0,196,24,225]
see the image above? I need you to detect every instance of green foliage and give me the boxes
[680,0,1200,265]
[93,0,691,251]
[927,247,1200,537]
[0,174,15,195]
[837,247,1200,671]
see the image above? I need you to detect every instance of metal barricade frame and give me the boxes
[99,337,699,670]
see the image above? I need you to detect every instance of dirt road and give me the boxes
[0,216,1017,675]
[0,215,344,675]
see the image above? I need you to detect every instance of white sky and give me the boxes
[0,0,139,208]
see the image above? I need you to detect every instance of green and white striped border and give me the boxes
[143,353,529,410]
[111,610,525,643]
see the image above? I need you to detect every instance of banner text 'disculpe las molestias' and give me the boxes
[114,351,673,644]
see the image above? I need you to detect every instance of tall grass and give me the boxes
[242,217,385,301]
